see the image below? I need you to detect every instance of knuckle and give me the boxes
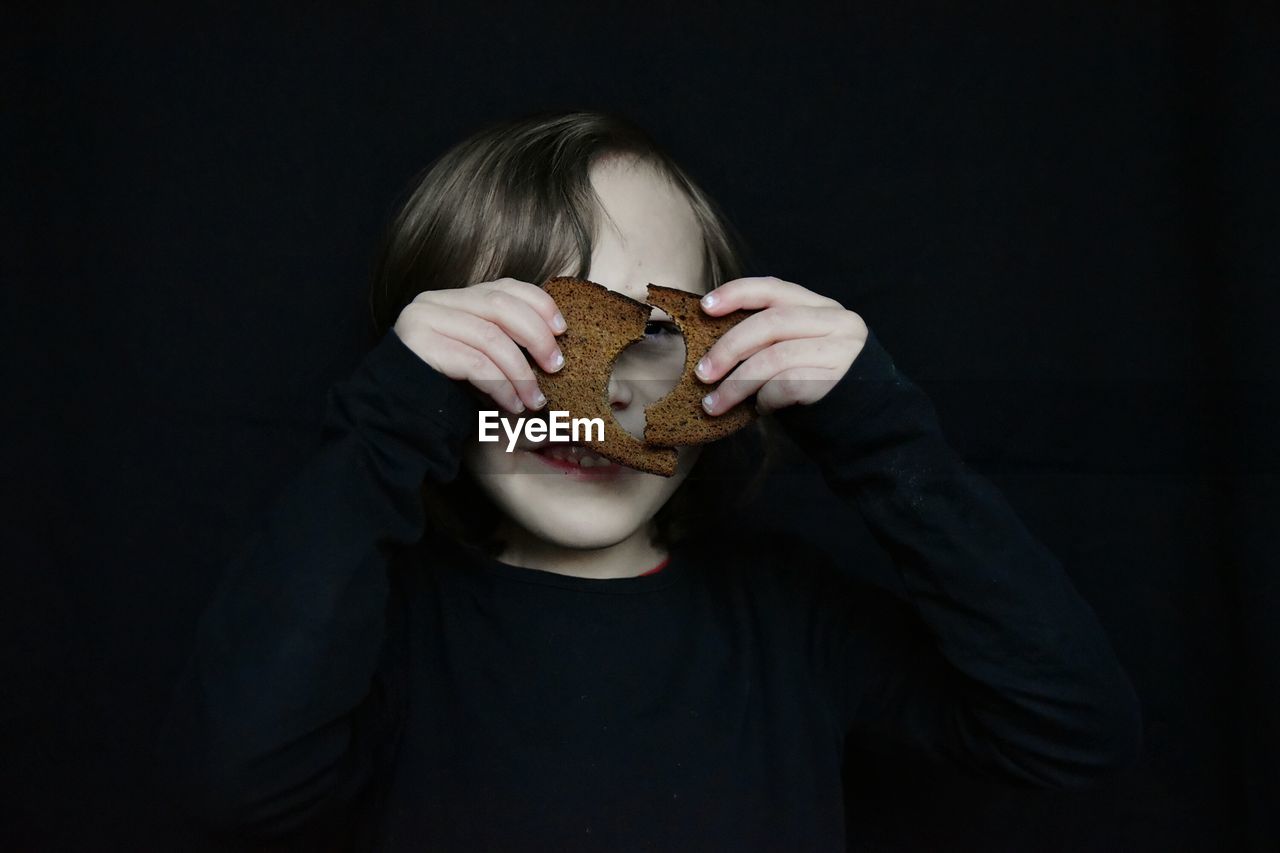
[770,369,795,392]
[502,351,529,375]
[536,335,558,359]
[525,292,557,319]
[510,356,534,379]
[393,309,420,334]
[711,380,736,405]
[775,378,801,404]
[703,336,729,365]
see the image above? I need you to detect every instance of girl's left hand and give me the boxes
[695,276,869,415]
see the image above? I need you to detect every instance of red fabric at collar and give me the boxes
[637,556,670,577]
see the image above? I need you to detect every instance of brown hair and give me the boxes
[367,109,775,553]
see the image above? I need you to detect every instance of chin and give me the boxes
[463,443,696,552]
[476,471,663,550]
[513,507,650,551]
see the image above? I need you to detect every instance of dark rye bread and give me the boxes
[643,283,758,447]
[534,277,680,477]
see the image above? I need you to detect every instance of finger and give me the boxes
[701,338,808,412]
[491,278,568,334]
[438,286,565,372]
[426,309,548,410]
[699,276,837,315]
[695,306,834,383]
[435,278,565,331]
[701,338,839,414]
[755,366,840,414]
[468,375,527,416]
[429,339,525,414]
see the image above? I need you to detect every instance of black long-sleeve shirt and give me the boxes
[153,326,1142,851]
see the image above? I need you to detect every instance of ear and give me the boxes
[533,278,679,477]
[642,284,758,447]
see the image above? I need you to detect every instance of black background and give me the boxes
[6,3,1277,851]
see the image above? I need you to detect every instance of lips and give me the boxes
[534,443,616,468]
[524,441,624,479]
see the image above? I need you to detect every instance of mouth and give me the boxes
[524,442,625,480]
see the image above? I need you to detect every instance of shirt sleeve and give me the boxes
[152,328,475,842]
[774,327,1143,790]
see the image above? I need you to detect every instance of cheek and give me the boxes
[612,342,687,401]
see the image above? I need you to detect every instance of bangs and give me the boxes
[467,148,599,289]
[370,112,748,336]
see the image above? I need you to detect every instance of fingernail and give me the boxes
[702,393,717,414]
[512,400,526,413]
[532,391,547,409]
[700,293,717,310]
[695,358,711,380]
[551,350,565,371]
[551,313,567,333]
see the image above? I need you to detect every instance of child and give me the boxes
[155,110,1142,851]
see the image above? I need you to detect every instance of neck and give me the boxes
[495,521,668,580]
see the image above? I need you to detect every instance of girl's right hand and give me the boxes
[392,278,568,414]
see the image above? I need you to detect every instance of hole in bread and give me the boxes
[608,318,687,440]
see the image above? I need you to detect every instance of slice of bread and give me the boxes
[534,277,680,477]
[642,284,758,447]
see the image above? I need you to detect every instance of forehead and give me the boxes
[583,156,707,302]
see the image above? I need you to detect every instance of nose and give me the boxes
[607,374,633,411]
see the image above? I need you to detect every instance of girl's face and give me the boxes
[462,156,707,550]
